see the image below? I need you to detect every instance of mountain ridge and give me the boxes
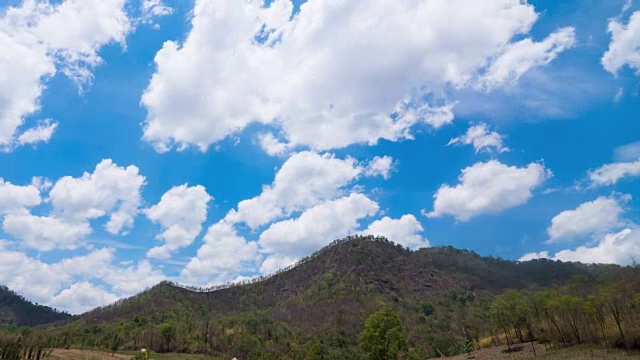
[0,285,71,327]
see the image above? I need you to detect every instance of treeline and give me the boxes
[2,235,637,359]
[0,286,71,327]
[7,272,636,359]
[0,329,52,360]
[414,271,640,357]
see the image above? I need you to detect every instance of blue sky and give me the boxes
[1,0,640,313]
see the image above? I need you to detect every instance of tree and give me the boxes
[359,306,407,360]
[158,322,174,352]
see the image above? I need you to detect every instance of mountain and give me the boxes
[0,285,71,327]
[43,236,626,358]
[83,236,617,324]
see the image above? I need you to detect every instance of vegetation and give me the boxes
[359,306,407,360]
[0,235,638,359]
[0,286,71,327]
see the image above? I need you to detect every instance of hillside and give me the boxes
[38,235,628,359]
[82,236,618,325]
[0,285,71,327]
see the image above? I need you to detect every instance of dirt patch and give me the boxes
[49,349,131,360]
[429,342,548,360]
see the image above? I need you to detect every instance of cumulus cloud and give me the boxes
[145,184,212,259]
[0,246,165,314]
[0,179,41,214]
[2,213,92,251]
[363,156,395,180]
[447,123,509,153]
[427,160,550,221]
[477,27,576,90]
[180,220,261,286]
[226,152,364,229]
[0,0,131,148]
[589,159,640,186]
[602,11,640,75]
[259,193,379,259]
[16,119,58,146]
[49,282,119,314]
[522,229,640,265]
[49,159,146,235]
[547,195,628,243]
[140,0,173,25]
[364,215,428,249]
[552,228,640,264]
[1,159,145,252]
[259,254,299,275]
[141,0,572,153]
[257,132,291,157]
[518,251,550,262]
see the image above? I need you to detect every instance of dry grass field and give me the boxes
[48,349,219,360]
[432,343,640,360]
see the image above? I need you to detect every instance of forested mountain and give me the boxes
[37,235,629,359]
[0,286,70,327]
[82,235,617,325]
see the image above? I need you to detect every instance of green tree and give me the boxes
[158,322,174,352]
[359,306,407,360]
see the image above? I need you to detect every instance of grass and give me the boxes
[48,348,222,360]
[117,350,221,360]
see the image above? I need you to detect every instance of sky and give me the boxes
[0,0,639,314]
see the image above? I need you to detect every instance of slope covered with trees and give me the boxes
[0,286,70,327]
[3,236,637,359]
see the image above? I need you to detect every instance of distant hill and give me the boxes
[83,236,619,325]
[43,235,622,358]
[0,285,71,327]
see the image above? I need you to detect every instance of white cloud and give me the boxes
[553,229,640,264]
[180,220,260,286]
[141,0,571,153]
[547,195,628,243]
[0,246,166,314]
[589,159,640,186]
[225,151,364,229]
[0,178,41,214]
[49,159,146,235]
[101,259,166,296]
[140,0,173,25]
[0,249,68,301]
[427,160,550,221]
[49,282,119,314]
[0,0,131,147]
[545,228,640,265]
[257,132,291,157]
[259,193,379,259]
[602,11,640,75]
[614,140,640,161]
[56,248,115,279]
[477,27,576,90]
[364,214,428,249]
[31,176,52,192]
[518,251,550,262]
[145,184,212,259]
[16,119,58,146]
[259,254,299,275]
[2,213,92,251]
[363,156,395,180]
[447,123,509,153]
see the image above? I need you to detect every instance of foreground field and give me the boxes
[49,349,219,360]
[433,343,640,360]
